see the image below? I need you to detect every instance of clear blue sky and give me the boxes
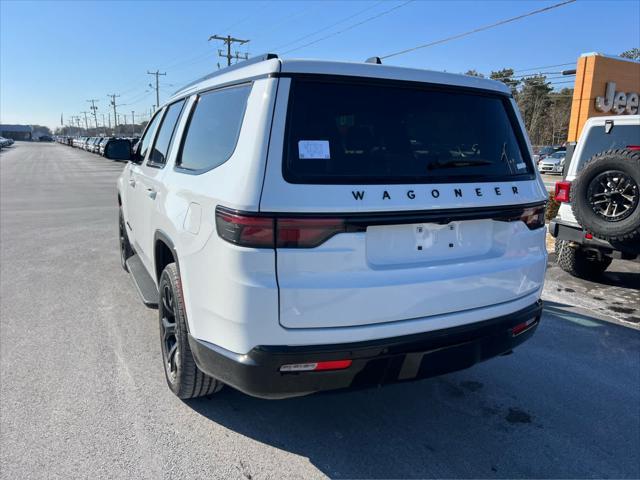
[1,0,638,129]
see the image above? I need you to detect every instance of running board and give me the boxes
[126,254,158,308]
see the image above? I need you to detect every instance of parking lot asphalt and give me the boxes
[1,143,639,480]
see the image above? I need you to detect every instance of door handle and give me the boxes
[146,188,157,200]
[128,178,136,187]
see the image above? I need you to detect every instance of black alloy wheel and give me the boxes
[587,170,639,222]
[158,263,222,398]
[119,209,133,271]
[160,283,179,383]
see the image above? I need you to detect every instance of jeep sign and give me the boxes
[595,81,640,115]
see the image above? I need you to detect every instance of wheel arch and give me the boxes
[154,230,193,335]
[154,230,180,283]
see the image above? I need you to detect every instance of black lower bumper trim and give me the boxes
[550,220,639,258]
[189,301,543,399]
[549,220,612,248]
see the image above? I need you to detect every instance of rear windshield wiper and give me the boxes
[429,159,493,169]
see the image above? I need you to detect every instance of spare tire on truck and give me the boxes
[571,148,640,253]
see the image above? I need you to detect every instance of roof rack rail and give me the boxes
[173,53,279,96]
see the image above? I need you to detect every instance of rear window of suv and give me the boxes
[283,78,533,184]
[576,124,640,171]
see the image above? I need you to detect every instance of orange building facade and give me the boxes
[568,52,640,142]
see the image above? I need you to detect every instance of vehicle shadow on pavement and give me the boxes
[593,270,640,289]
[185,303,640,479]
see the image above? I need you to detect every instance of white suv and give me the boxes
[117,54,548,399]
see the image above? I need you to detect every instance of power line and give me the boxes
[282,0,414,55]
[159,4,299,73]
[380,0,577,60]
[547,79,575,85]
[512,62,575,73]
[269,0,385,52]
[222,2,272,32]
[253,2,321,41]
[119,87,148,104]
[159,5,266,71]
[490,71,576,81]
[487,63,576,80]
[120,91,153,107]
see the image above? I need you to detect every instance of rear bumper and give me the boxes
[189,300,543,399]
[549,219,639,257]
[549,219,613,248]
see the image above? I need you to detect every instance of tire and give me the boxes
[158,263,223,399]
[119,208,134,272]
[571,149,640,247]
[555,239,612,279]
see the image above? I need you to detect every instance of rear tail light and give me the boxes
[215,209,275,248]
[280,360,352,372]
[626,145,640,151]
[555,181,571,203]
[217,202,549,248]
[215,207,350,248]
[520,204,546,230]
[277,217,345,248]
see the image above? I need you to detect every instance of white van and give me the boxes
[116,54,548,399]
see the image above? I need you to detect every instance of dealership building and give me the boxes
[0,124,33,141]
[568,52,640,141]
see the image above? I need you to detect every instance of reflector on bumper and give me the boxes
[280,360,352,372]
[512,318,538,336]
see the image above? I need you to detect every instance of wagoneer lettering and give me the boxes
[352,185,520,202]
[118,54,547,400]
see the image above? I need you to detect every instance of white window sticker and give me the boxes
[516,162,526,170]
[298,140,330,159]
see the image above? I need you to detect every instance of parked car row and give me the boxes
[532,145,565,164]
[56,135,139,160]
[0,136,15,150]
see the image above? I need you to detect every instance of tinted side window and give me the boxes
[139,110,164,159]
[178,84,251,172]
[149,100,185,166]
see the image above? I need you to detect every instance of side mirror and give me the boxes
[128,140,142,164]
[104,140,132,161]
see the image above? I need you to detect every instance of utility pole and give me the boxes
[147,70,166,109]
[87,99,99,130]
[101,114,107,135]
[131,110,135,136]
[108,93,120,134]
[81,111,90,131]
[208,34,249,66]
[70,116,77,136]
